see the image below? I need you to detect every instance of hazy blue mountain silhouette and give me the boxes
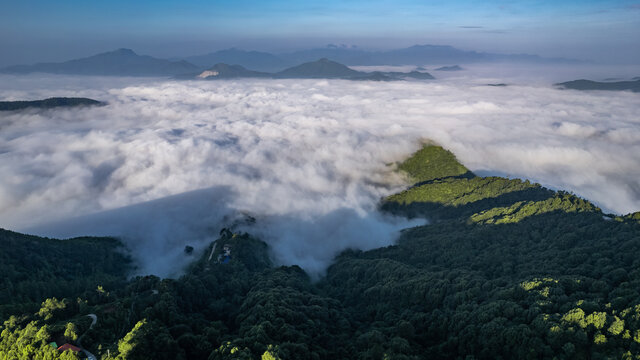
[1,48,198,76]
[435,65,464,71]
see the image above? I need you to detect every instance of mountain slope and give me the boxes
[332,145,640,359]
[435,65,464,71]
[184,48,289,72]
[275,58,364,79]
[0,97,104,111]
[556,79,640,92]
[379,70,435,80]
[1,49,199,76]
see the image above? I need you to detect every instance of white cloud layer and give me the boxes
[0,71,638,277]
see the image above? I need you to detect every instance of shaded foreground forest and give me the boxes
[1,145,640,359]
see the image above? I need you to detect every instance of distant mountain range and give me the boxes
[0,97,104,111]
[0,48,198,76]
[556,79,640,93]
[258,45,580,71]
[190,58,435,81]
[1,44,584,76]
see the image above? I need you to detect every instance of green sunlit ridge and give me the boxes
[385,144,601,223]
[396,144,471,183]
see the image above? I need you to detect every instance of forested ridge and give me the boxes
[1,145,639,359]
[0,98,104,111]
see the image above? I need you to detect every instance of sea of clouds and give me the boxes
[0,66,638,277]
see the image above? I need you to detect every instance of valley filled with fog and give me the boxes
[1,66,638,276]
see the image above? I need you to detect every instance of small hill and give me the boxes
[405,70,435,79]
[0,97,105,111]
[196,63,270,79]
[383,70,435,80]
[1,48,199,76]
[337,146,638,359]
[185,48,289,72]
[556,79,640,92]
[275,58,364,79]
[434,65,464,71]
[385,144,594,221]
[351,71,394,81]
[280,46,374,66]
[179,59,436,81]
[397,145,472,183]
[190,230,272,273]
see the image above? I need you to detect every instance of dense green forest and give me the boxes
[1,145,639,359]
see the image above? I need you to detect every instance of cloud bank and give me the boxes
[0,70,638,277]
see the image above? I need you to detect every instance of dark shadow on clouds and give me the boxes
[24,186,422,280]
[25,186,236,278]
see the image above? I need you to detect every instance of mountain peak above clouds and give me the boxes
[0,48,198,76]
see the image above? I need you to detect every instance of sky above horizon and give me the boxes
[1,0,639,66]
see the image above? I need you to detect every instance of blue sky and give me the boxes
[1,0,639,65]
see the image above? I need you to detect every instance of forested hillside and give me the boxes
[0,97,104,111]
[1,145,639,359]
[0,230,131,359]
[0,230,131,320]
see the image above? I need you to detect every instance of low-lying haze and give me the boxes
[0,67,638,276]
